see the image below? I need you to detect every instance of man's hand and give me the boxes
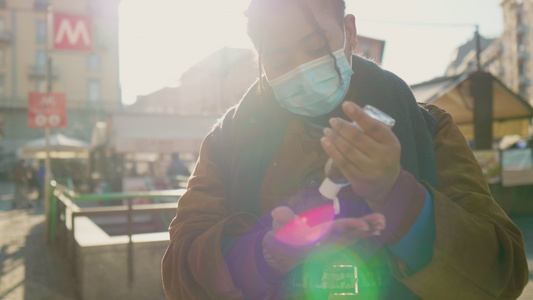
[320,101,402,206]
[263,206,385,276]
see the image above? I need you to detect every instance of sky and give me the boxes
[118,0,504,105]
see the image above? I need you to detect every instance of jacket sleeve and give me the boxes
[391,104,529,299]
[161,135,277,300]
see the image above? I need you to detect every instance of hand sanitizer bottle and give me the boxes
[319,105,396,215]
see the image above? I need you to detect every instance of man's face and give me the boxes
[261,3,356,81]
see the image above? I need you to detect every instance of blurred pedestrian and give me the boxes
[12,160,30,209]
[28,163,40,195]
[166,153,190,189]
[37,160,45,201]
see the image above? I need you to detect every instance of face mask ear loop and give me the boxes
[341,21,354,65]
[343,24,347,51]
[338,23,352,59]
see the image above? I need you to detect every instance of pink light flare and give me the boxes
[274,203,336,247]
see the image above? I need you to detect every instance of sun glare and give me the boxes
[119,0,253,104]
[119,0,503,105]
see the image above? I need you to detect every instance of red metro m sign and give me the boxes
[53,13,92,51]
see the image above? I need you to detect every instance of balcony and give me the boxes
[28,65,58,79]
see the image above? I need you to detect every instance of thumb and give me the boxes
[272,206,297,232]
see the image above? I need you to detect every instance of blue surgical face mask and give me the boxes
[267,30,354,117]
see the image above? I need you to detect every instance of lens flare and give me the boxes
[274,203,336,246]
[299,247,381,299]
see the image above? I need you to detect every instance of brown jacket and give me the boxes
[162,104,529,299]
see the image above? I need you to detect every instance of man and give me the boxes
[162,0,529,299]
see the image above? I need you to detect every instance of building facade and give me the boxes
[179,47,257,116]
[446,0,533,105]
[0,0,121,160]
[131,35,386,116]
[354,35,386,65]
[131,47,257,116]
[130,87,181,114]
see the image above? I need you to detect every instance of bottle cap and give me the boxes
[363,105,396,129]
[319,177,343,200]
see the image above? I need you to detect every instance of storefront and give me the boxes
[90,113,218,195]
[411,72,533,214]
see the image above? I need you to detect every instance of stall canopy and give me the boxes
[18,133,90,159]
[94,113,219,154]
[411,72,533,140]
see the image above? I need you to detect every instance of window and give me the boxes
[36,50,47,69]
[518,58,526,76]
[0,75,6,98]
[0,0,6,9]
[0,17,5,32]
[519,84,528,97]
[517,6,523,26]
[88,80,100,101]
[93,28,103,47]
[0,48,5,67]
[36,21,46,44]
[88,54,99,71]
[517,33,526,48]
[363,44,371,58]
[36,79,46,92]
[34,0,48,11]
[88,0,100,14]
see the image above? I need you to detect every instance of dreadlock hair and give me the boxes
[245,0,347,92]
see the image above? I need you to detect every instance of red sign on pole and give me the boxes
[28,93,67,128]
[53,13,92,51]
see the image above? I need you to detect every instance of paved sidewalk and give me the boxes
[0,181,75,300]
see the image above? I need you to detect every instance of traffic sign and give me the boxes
[28,93,67,128]
[53,13,92,51]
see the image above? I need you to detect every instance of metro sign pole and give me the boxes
[43,4,53,243]
[40,5,92,242]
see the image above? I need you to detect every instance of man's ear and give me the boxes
[345,14,357,52]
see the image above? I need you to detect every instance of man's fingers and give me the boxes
[340,102,394,144]
[272,206,297,232]
[272,206,296,221]
[360,213,386,231]
[323,127,372,170]
[321,136,364,178]
[327,118,377,157]
[331,218,370,232]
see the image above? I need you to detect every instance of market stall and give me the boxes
[90,113,218,196]
[17,133,91,192]
[411,72,533,214]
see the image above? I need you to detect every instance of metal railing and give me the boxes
[49,181,184,289]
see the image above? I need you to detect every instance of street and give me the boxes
[0,182,75,300]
